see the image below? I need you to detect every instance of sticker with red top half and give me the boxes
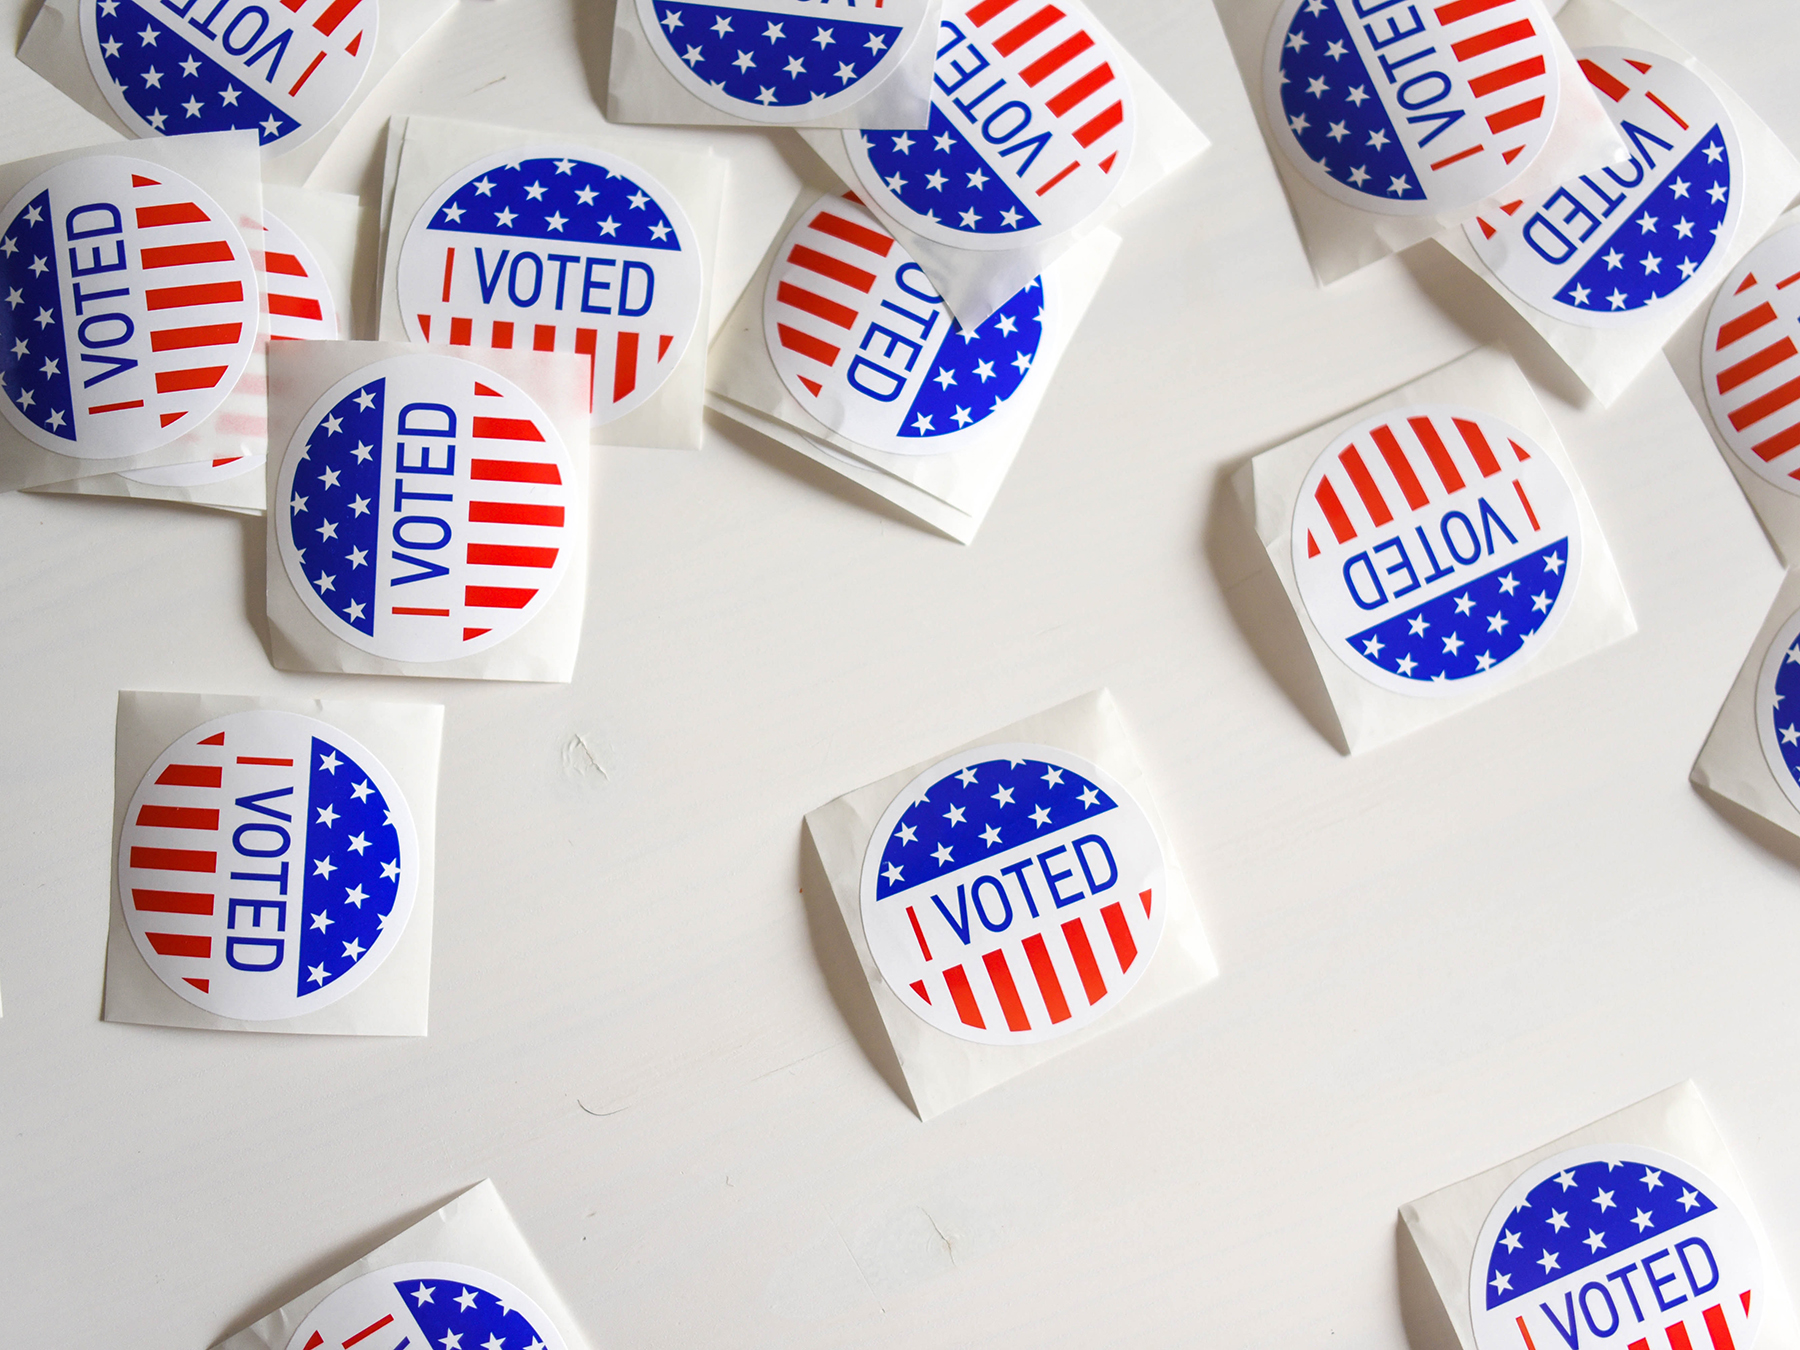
[286,1262,568,1350]
[1292,402,1582,697]
[275,351,576,662]
[846,0,1136,249]
[118,708,419,1021]
[1265,0,1560,216]
[0,154,258,458]
[397,145,703,429]
[860,741,1166,1046]
[1702,223,1800,493]
[1469,1144,1764,1350]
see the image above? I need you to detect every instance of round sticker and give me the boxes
[635,0,931,124]
[1466,48,1742,326]
[859,743,1166,1046]
[118,709,418,1021]
[1753,601,1800,814]
[1264,0,1559,217]
[0,155,258,458]
[79,0,375,154]
[264,208,340,341]
[843,2,1136,250]
[397,147,702,428]
[1702,223,1800,493]
[763,195,1050,454]
[1292,403,1582,696]
[275,352,576,662]
[1470,1145,1763,1350]
[287,1263,567,1350]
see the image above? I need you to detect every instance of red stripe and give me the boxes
[146,281,243,309]
[1073,99,1125,148]
[264,251,307,277]
[135,201,209,228]
[1099,901,1137,972]
[1669,1322,1695,1350]
[472,416,544,442]
[1020,32,1092,86]
[1430,144,1485,171]
[1647,90,1688,131]
[1580,57,1630,101]
[1729,376,1800,431]
[287,48,326,95]
[1063,919,1107,1004]
[1454,417,1503,476]
[449,316,472,346]
[809,211,893,257]
[1512,479,1541,531]
[1315,477,1357,544]
[1718,338,1797,394]
[982,949,1032,1031]
[1452,19,1534,60]
[1780,272,1800,290]
[966,0,1022,23]
[1753,420,1800,463]
[1035,161,1081,195]
[269,293,323,320]
[343,1315,395,1349]
[1338,446,1393,526]
[1409,417,1466,494]
[1021,933,1070,1023]
[156,763,220,787]
[534,324,556,351]
[129,846,216,873]
[150,322,241,352]
[1434,0,1510,22]
[614,330,639,404]
[1703,1304,1736,1350]
[132,889,214,915]
[1485,97,1545,134]
[470,500,563,527]
[441,246,455,303]
[470,458,560,483]
[146,932,210,958]
[787,244,876,293]
[154,366,227,393]
[312,0,358,34]
[135,804,218,830]
[236,756,292,765]
[777,281,858,329]
[1468,55,1544,98]
[778,323,841,367]
[492,320,513,349]
[467,543,558,568]
[994,5,1062,56]
[943,964,986,1027]
[1371,424,1428,509]
[906,906,932,960]
[88,399,143,414]
[1518,1318,1541,1350]
[392,606,449,616]
[1718,302,1777,349]
[464,586,537,609]
[1047,63,1114,117]
[140,240,234,269]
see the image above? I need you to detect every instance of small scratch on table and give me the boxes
[577,1099,629,1118]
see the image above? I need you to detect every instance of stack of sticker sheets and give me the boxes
[6,0,1800,1344]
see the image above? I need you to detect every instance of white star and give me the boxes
[1608,289,1628,309]
[1491,1272,1512,1294]
[1453,593,1475,616]
[732,49,755,72]
[813,25,834,47]
[960,208,980,229]
[137,23,157,43]
[1783,725,1800,747]
[1674,217,1694,239]
[474,176,496,196]
[1388,174,1411,196]
[660,8,680,29]
[1570,284,1591,306]
[882,862,903,885]
[951,406,973,426]
[1363,635,1384,657]
[1325,38,1346,59]
[260,115,281,138]
[973,359,995,382]
[1030,805,1052,827]
[344,884,367,908]
[599,216,620,236]
[310,911,334,932]
[495,207,518,228]
[1594,1188,1615,1211]
[1604,248,1625,270]
[1631,1208,1654,1231]
[440,1334,462,1350]
[1543,552,1564,575]
[1442,633,1464,655]
[307,963,328,985]
[711,14,731,35]
[1487,612,1508,634]
[1346,85,1370,107]
[1703,141,1723,163]
[1326,121,1348,142]
[1677,1187,1700,1211]
[350,780,373,803]
[980,824,1002,846]
[1395,654,1418,676]
[314,571,334,593]
[1307,76,1328,97]
[456,1287,480,1312]
[931,842,954,865]
[1638,214,1658,234]
[346,601,365,622]
[1475,652,1496,672]
[316,803,339,827]
[1408,614,1429,637]
[1367,129,1389,150]
[934,131,954,153]
[945,804,966,825]
[1708,181,1728,204]
[545,211,568,232]
[318,750,342,774]
[1583,1229,1607,1253]
[220,85,239,106]
[1348,165,1370,186]
[411,1284,436,1305]
[1641,253,1661,275]
[1498,573,1519,595]
[865,31,885,53]
[1288,112,1310,135]
[314,856,336,878]
[1286,30,1308,51]
[1537,1249,1560,1274]
[1532,591,1552,613]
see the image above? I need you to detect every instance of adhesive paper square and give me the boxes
[1401,1081,1799,1350]
[264,339,592,682]
[214,1180,595,1350]
[797,0,1207,328]
[1235,344,1635,754]
[707,190,1118,543]
[104,689,441,1036]
[0,132,269,493]
[1435,0,1800,406]
[803,688,1217,1120]
[1220,0,1628,285]
[374,115,724,452]
[607,0,944,131]
[17,0,455,186]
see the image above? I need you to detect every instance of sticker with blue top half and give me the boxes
[636,0,930,123]
[398,145,702,429]
[1264,0,1560,216]
[286,1261,568,1350]
[1468,47,1742,327]
[845,0,1136,250]
[1469,1144,1763,1350]
[1292,402,1582,698]
[1753,599,1800,816]
[764,194,1049,454]
[79,0,375,155]
[118,709,419,1021]
[859,741,1166,1046]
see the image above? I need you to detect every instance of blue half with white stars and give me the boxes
[1768,629,1800,790]
[862,107,1043,237]
[648,1,901,110]
[427,155,684,251]
[289,377,383,637]
[897,277,1042,440]
[1276,0,1422,204]
[298,736,403,996]
[1349,539,1570,684]
[0,190,75,442]
[875,757,1117,902]
[395,1276,553,1349]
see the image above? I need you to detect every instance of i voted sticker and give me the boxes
[636,0,931,124]
[1292,403,1581,696]
[764,195,1048,454]
[1470,1145,1763,1350]
[1265,0,1559,217]
[276,353,576,662]
[1754,602,1800,815]
[845,0,1136,250]
[264,208,340,341]
[0,155,258,458]
[1702,225,1800,493]
[118,709,418,1021]
[286,1263,567,1350]
[398,147,702,428]
[1467,49,1741,326]
[860,743,1165,1046]
[80,0,374,154]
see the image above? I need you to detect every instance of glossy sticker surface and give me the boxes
[1702,224,1800,493]
[860,742,1166,1046]
[1292,403,1582,697]
[80,0,375,154]
[635,0,931,123]
[0,155,257,458]
[1264,0,1559,216]
[1470,1145,1763,1350]
[118,709,418,1020]
[398,146,703,428]
[264,208,340,341]
[275,352,576,662]
[286,1262,567,1350]
[763,195,1048,453]
[1466,48,1741,326]
[845,0,1136,250]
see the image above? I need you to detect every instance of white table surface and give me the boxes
[2,0,1798,1345]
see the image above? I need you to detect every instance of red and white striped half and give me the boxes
[1429,0,1557,171]
[261,209,339,341]
[1702,223,1800,492]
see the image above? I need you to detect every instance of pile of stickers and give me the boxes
[7,0,1800,1342]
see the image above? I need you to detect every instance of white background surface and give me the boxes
[2,1,1799,1345]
